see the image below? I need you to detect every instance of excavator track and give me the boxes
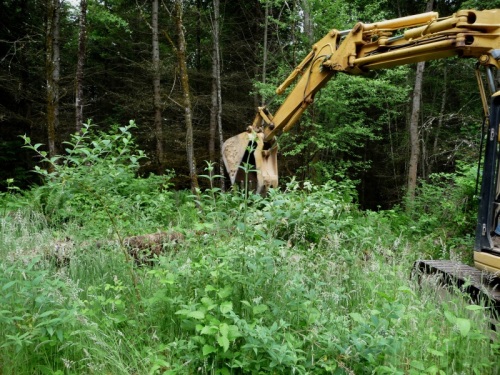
[413,260,500,316]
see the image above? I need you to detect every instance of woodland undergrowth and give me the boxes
[0,124,498,374]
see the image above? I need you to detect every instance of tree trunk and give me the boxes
[152,0,164,169]
[175,0,199,193]
[407,61,424,201]
[301,0,313,43]
[300,0,315,180]
[407,0,434,202]
[209,43,217,164]
[196,0,201,72]
[261,0,269,104]
[214,0,225,191]
[75,0,87,133]
[209,0,225,191]
[46,0,61,158]
[430,66,447,174]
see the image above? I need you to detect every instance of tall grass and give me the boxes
[0,125,497,374]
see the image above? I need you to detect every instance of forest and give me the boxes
[0,0,498,207]
[1,0,500,374]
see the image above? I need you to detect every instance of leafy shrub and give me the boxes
[246,178,357,247]
[405,162,478,258]
[0,258,85,373]
[21,122,175,235]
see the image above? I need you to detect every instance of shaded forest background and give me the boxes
[1,0,500,209]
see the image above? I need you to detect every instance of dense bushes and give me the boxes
[20,122,175,236]
[405,162,479,260]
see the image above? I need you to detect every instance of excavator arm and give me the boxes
[222,9,500,194]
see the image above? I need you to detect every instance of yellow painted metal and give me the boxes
[475,69,490,119]
[474,251,500,275]
[276,50,316,95]
[252,134,278,194]
[403,16,463,40]
[353,40,457,70]
[362,12,438,31]
[263,31,339,142]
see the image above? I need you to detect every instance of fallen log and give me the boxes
[124,231,184,265]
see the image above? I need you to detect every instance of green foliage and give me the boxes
[277,68,410,185]
[1,149,498,374]
[136,180,498,374]
[0,260,77,353]
[0,178,24,215]
[461,0,500,9]
[405,162,479,258]
[21,122,175,235]
[249,178,357,246]
[0,257,110,374]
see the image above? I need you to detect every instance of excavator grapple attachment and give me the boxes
[222,131,278,194]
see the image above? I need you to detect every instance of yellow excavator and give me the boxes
[222,9,500,306]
